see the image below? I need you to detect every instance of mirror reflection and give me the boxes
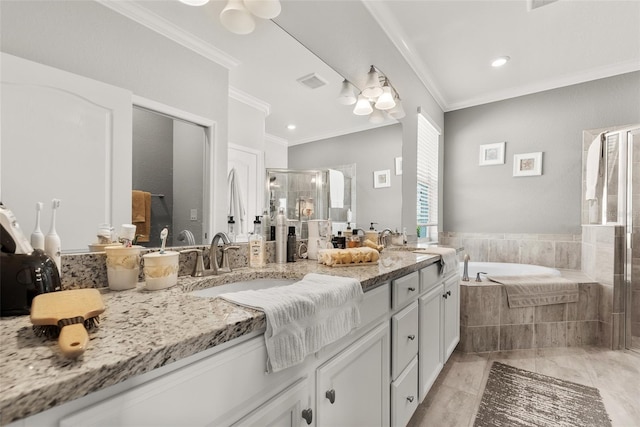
[132,107,206,247]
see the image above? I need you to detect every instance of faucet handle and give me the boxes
[180,249,204,277]
[221,245,240,272]
[475,272,488,282]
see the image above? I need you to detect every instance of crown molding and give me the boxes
[446,59,640,112]
[96,0,240,70]
[362,0,448,111]
[229,86,271,116]
[265,133,289,146]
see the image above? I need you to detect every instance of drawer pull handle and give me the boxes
[302,408,313,424]
[408,334,416,340]
[447,290,452,296]
[407,396,415,403]
[326,389,336,404]
[443,293,448,299]
[408,287,416,292]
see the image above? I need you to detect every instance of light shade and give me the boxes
[244,0,281,19]
[368,107,386,124]
[220,0,256,35]
[178,0,210,5]
[388,97,405,119]
[362,65,383,98]
[375,84,396,110]
[337,79,357,105]
[353,94,373,116]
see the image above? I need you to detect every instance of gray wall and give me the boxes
[443,71,640,234]
[289,124,403,231]
[0,0,230,234]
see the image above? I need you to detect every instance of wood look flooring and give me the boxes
[408,347,640,427]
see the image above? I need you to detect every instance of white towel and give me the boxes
[487,275,578,308]
[585,134,602,201]
[413,247,458,276]
[218,273,363,373]
[227,168,246,234]
[329,169,344,208]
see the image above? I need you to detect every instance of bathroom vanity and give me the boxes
[0,251,459,427]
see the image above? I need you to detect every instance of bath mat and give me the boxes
[473,362,611,427]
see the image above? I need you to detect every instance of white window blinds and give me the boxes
[416,114,440,237]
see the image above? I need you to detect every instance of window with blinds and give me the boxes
[416,113,440,240]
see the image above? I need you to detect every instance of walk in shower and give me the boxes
[584,125,640,352]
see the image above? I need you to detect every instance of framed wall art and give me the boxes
[373,169,391,188]
[479,142,506,166]
[513,152,543,177]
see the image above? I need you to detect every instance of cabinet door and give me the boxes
[234,377,312,427]
[418,284,444,402]
[316,323,390,427]
[443,276,460,362]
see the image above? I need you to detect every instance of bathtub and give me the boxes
[459,261,561,279]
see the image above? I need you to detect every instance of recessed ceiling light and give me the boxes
[491,56,510,67]
[287,124,296,130]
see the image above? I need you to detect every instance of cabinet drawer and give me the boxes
[391,356,419,427]
[391,300,419,379]
[361,282,390,328]
[420,262,441,293]
[392,271,420,309]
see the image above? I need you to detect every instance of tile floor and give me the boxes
[408,347,640,427]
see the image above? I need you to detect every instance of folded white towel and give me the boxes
[585,134,602,201]
[413,247,458,276]
[329,169,344,208]
[219,273,363,373]
[487,275,578,308]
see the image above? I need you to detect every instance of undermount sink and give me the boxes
[189,278,297,298]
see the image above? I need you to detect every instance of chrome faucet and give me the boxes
[209,232,240,274]
[379,228,393,247]
[462,253,470,281]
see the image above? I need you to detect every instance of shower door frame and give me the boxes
[625,128,640,350]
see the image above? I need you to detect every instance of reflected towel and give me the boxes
[227,168,246,234]
[413,247,458,276]
[487,275,579,308]
[219,273,363,373]
[329,169,344,208]
[585,134,603,201]
[131,190,151,243]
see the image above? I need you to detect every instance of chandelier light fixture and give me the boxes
[338,65,405,122]
[178,0,282,35]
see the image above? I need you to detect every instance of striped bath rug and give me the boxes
[473,362,612,427]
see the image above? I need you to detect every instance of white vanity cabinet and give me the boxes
[442,276,460,361]
[315,323,390,427]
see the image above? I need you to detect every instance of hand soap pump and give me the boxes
[249,216,265,268]
[365,222,379,245]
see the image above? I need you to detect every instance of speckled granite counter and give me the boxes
[0,251,440,425]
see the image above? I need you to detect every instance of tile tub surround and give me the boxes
[458,270,603,353]
[0,251,440,425]
[439,232,582,270]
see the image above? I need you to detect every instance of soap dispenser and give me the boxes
[227,216,236,243]
[249,216,265,268]
[365,222,379,245]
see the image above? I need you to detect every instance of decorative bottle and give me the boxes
[275,208,287,264]
[249,216,265,267]
[227,215,236,243]
[287,226,296,263]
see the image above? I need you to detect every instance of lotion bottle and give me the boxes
[249,216,265,267]
[275,208,286,264]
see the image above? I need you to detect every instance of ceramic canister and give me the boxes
[105,245,142,291]
[142,251,179,291]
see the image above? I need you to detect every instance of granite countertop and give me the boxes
[0,250,441,425]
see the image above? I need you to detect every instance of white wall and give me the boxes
[0,0,230,233]
[443,71,640,234]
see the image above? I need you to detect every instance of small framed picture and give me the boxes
[513,152,543,177]
[373,169,391,188]
[479,142,506,166]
